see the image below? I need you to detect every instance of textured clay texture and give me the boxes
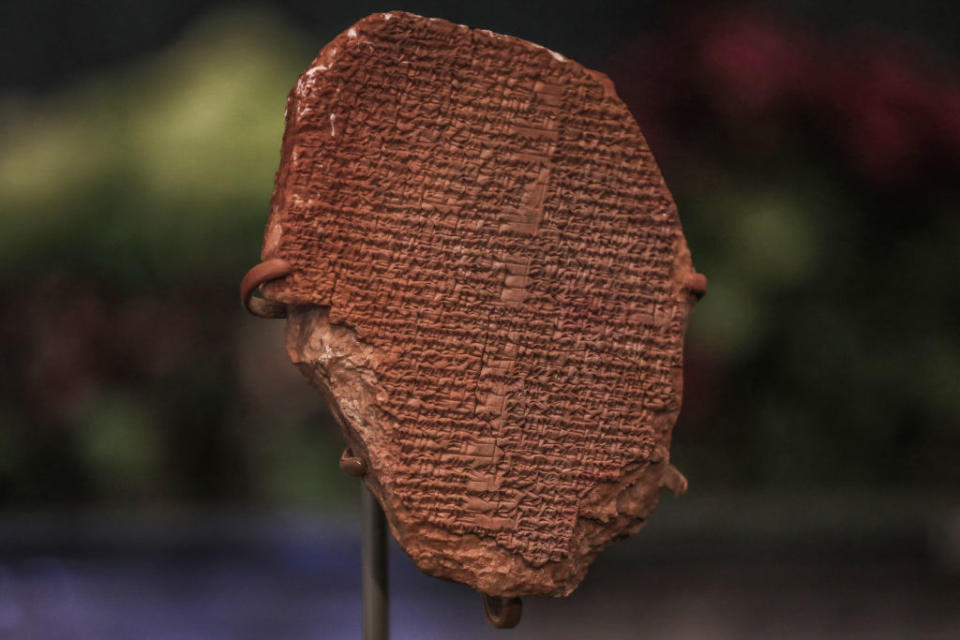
[260,11,702,597]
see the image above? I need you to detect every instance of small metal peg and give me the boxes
[481,593,522,629]
[687,272,707,300]
[340,448,368,477]
[240,258,291,318]
[660,463,688,497]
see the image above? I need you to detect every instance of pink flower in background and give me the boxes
[695,10,810,117]
[819,51,947,184]
[607,7,960,188]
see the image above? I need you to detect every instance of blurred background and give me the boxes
[1,0,958,638]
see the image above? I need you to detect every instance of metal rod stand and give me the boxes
[362,487,389,640]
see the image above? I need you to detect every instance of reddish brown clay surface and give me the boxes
[257,11,703,597]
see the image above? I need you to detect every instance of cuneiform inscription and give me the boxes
[265,12,696,593]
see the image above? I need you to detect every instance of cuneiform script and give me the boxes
[261,11,702,597]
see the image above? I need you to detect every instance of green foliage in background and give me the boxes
[0,9,350,508]
[0,9,306,287]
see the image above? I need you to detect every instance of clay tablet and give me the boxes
[249,11,704,597]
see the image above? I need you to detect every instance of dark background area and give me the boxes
[1,1,958,638]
